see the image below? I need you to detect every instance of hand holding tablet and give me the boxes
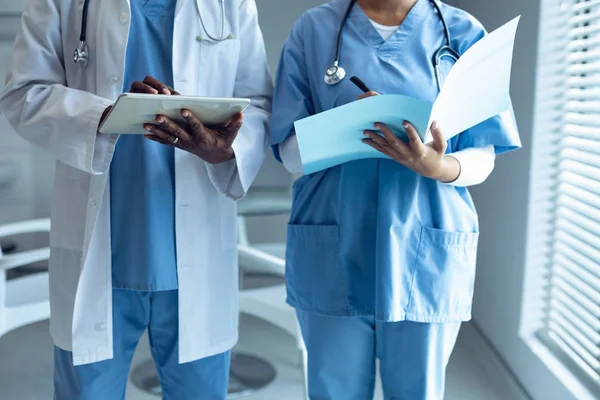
[98,93,250,135]
[98,76,249,163]
[143,108,244,164]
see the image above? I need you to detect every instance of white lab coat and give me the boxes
[0,0,273,365]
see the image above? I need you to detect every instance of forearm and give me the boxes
[0,0,116,175]
[0,83,115,174]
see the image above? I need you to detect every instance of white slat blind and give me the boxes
[531,0,600,391]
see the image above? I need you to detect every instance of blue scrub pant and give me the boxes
[54,289,230,400]
[297,310,461,400]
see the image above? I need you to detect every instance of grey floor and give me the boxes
[0,313,528,400]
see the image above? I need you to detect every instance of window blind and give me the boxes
[532,0,600,391]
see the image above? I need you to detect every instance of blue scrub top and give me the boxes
[270,0,521,322]
[110,0,178,291]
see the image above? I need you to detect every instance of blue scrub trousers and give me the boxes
[297,310,461,400]
[54,289,230,400]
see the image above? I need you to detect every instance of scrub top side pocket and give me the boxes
[407,225,479,322]
[285,224,348,314]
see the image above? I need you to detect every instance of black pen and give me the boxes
[350,76,372,93]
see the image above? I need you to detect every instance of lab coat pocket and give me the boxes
[285,224,347,313]
[407,226,479,321]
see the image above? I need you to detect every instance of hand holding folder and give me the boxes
[294,16,521,175]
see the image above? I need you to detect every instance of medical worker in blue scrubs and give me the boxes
[1,0,272,399]
[270,0,521,398]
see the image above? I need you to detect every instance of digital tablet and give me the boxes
[98,93,251,135]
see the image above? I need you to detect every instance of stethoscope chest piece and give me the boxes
[74,0,232,69]
[74,41,89,69]
[324,62,346,85]
[74,0,91,69]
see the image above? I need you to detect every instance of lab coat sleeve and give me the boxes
[0,0,115,175]
[450,14,521,155]
[205,0,274,200]
[269,14,315,163]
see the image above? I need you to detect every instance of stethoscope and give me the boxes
[73,0,92,68]
[325,0,461,91]
[73,0,233,69]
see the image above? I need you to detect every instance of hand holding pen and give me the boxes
[351,76,380,100]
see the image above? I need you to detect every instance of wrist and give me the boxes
[201,147,235,164]
[430,155,461,183]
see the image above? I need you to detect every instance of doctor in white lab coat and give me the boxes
[0,0,272,398]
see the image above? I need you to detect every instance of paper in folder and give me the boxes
[294,16,521,175]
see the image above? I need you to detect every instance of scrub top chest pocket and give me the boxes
[406,225,480,322]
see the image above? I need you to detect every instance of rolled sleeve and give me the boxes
[448,145,495,187]
[88,100,119,175]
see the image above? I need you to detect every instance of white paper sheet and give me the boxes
[426,16,521,143]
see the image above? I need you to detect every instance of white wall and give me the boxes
[449,0,583,399]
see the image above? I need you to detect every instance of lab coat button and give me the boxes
[89,199,98,207]
[120,13,129,23]
[95,322,106,332]
[110,75,120,83]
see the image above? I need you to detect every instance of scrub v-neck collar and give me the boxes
[345,0,430,51]
[133,0,177,23]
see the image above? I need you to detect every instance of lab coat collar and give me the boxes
[346,0,430,51]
